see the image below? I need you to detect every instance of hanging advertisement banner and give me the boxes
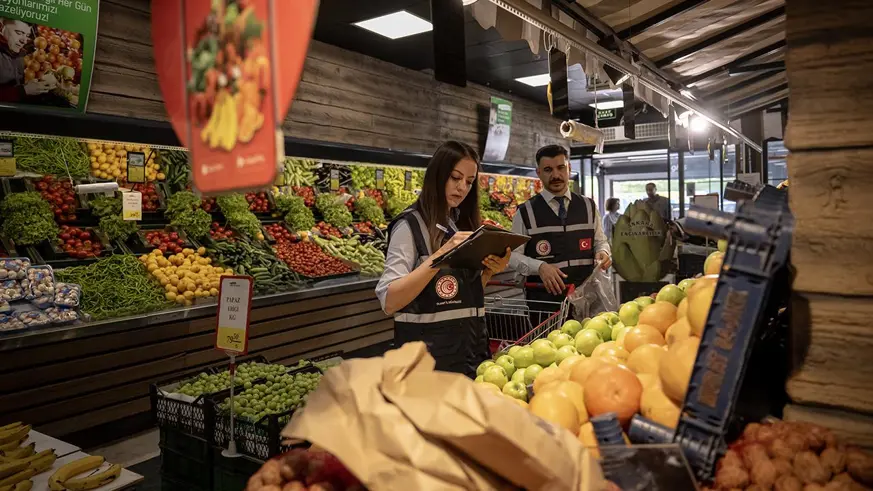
[0,0,99,112]
[150,0,318,194]
[483,96,512,162]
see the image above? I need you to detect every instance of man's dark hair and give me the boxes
[646,182,656,189]
[536,145,569,165]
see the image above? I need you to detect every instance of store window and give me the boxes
[766,140,789,187]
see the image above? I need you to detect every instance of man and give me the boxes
[509,145,611,307]
[0,18,53,102]
[645,182,671,222]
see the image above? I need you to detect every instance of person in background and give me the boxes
[509,144,611,306]
[603,197,621,245]
[645,182,671,222]
[376,141,511,377]
[0,18,54,102]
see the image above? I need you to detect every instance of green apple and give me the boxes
[555,345,578,365]
[586,317,613,342]
[511,367,527,384]
[560,319,583,338]
[546,330,563,344]
[656,284,686,306]
[705,250,725,275]
[634,296,655,309]
[618,302,642,327]
[523,364,543,385]
[512,346,535,368]
[611,322,627,342]
[507,345,522,357]
[549,363,558,369]
[482,365,508,389]
[495,355,516,378]
[614,327,630,347]
[580,317,592,329]
[476,360,495,377]
[598,312,621,325]
[502,381,528,402]
[574,329,604,356]
[531,339,556,351]
[677,278,696,292]
[533,342,558,366]
[553,332,573,349]
[717,239,727,253]
[475,375,484,382]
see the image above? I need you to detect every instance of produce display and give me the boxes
[174,361,289,398]
[315,194,353,229]
[362,188,385,209]
[160,150,189,188]
[280,158,317,187]
[291,186,316,207]
[220,369,322,422]
[263,223,293,243]
[482,210,512,229]
[385,189,417,218]
[87,141,161,181]
[15,136,89,178]
[209,222,236,241]
[141,247,224,305]
[217,194,265,240]
[141,230,186,255]
[274,195,315,233]
[0,192,58,246]
[245,448,363,491]
[0,423,59,490]
[55,255,168,320]
[98,215,138,242]
[207,239,302,294]
[165,192,211,240]
[354,196,386,228]
[313,236,384,276]
[272,241,352,279]
[314,222,343,239]
[200,196,218,213]
[245,192,272,213]
[130,182,162,212]
[56,226,104,259]
[33,176,78,222]
[86,195,121,218]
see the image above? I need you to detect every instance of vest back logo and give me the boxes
[435,275,459,300]
[535,240,551,256]
[579,238,592,251]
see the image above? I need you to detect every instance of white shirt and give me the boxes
[508,188,610,276]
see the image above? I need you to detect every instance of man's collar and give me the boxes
[540,187,571,202]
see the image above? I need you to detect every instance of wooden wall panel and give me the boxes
[88,0,562,166]
[784,404,873,449]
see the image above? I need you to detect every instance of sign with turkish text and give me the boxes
[126,151,146,183]
[375,168,384,190]
[597,109,616,120]
[0,0,99,112]
[0,139,14,176]
[483,96,512,162]
[122,191,142,221]
[150,0,319,194]
[215,275,253,355]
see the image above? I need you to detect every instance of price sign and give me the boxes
[488,176,496,188]
[0,140,14,177]
[330,168,340,191]
[122,192,142,221]
[404,171,412,191]
[375,169,384,190]
[127,152,146,184]
[215,276,254,355]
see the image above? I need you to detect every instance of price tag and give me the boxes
[488,176,495,189]
[215,276,254,355]
[330,168,340,191]
[127,152,146,183]
[122,191,142,221]
[0,140,14,177]
[375,169,384,190]
[404,171,412,191]
[512,178,518,188]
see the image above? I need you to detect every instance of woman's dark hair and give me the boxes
[606,198,621,212]
[417,141,482,252]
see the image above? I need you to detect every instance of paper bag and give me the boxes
[283,342,605,491]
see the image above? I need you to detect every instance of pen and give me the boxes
[436,223,455,240]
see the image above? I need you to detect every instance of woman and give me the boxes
[376,141,510,377]
[602,197,621,245]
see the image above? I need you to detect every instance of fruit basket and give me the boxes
[149,355,269,440]
[210,365,323,461]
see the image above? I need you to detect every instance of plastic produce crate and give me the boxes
[159,427,212,491]
[211,365,323,461]
[213,450,262,491]
[149,355,268,440]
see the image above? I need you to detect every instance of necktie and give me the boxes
[555,196,567,224]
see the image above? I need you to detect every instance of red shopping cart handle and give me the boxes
[486,281,576,294]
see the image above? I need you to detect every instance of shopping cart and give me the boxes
[484,281,576,355]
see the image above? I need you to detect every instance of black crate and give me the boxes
[162,475,209,491]
[677,253,707,281]
[210,365,323,461]
[150,355,268,440]
[159,427,213,491]
[213,450,262,491]
[618,281,669,303]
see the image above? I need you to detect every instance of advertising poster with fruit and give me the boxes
[0,0,98,112]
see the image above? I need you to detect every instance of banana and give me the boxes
[0,479,32,491]
[0,440,25,453]
[0,444,34,461]
[0,427,29,446]
[0,425,21,434]
[48,456,104,491]
[62,463,122,491]
[27,451,56,473]
[0,461,28,480]
[0,468,35,487]
[18,450,54,466]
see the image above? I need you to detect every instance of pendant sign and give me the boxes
[375,169,384,190]
[150,0,319,194]
[0,140,14,177]
[329,168,340,191]
[404,171,412,191]
[215,275,254,355]
[127,152,146,183]
[122,192,143,221]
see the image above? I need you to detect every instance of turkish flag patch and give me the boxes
[579,238,592,251]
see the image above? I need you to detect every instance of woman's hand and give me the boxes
[482,247,511,276]
[433,231,472,257]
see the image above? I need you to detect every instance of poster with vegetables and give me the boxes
[0,0,98,112]
[150,0,319,194]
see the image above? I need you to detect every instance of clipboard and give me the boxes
[430,225,529,270]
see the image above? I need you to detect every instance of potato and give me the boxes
[752,459,779,489]
[831,472,868,491]
[774,474,803,491]
[744,443,771,469]
[804,484,827,491]
[771,438,799,461]
[846,449,873,486]
[821,448,848,476]
[744,422,762,441]
[715,464,750,489]
[794,451,831,485]
[787,432,812,454]
[773,458,794,477]
[282,483,305,491]
[722,449,745,470]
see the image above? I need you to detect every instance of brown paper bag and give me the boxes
[283,342,605,491]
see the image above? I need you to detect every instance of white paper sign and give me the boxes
[215,276,253,354]
[738,172,761,186]
[692,195,720,210]
[122,192,142,221]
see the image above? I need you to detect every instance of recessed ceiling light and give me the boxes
[589,100,625,110]
[515,74,552,87]
[353,11,432,40]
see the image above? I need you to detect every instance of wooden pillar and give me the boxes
[783,0,873,447]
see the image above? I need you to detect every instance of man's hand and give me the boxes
[538,263,567,295]
[596,250,612,270]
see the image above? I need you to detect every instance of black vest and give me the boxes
[520,192,596,289]
[386,207,488,377]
